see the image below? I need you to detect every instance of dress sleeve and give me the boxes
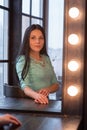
[45,56,58,84]
[16,56,30,89]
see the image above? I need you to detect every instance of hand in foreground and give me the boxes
[34,93,49,104]
[0,114,22,126]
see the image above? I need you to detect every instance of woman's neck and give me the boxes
[30,52,41,61]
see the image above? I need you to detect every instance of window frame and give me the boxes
[0,2,10,96]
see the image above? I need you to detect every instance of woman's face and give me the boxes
[29,29,44,53]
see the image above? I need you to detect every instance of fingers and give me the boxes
[34,99,48,104]
[9,115,22,125]
[34,94,49,104]
[4,114,21,125]
[39,89,49,97]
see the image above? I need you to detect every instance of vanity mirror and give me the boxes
[0,0,85,116]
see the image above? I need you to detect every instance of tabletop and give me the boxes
[0,112,81,130]
[0,97,81,130]
[0,97,61,113]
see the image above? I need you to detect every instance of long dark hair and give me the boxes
[16,24,48,80]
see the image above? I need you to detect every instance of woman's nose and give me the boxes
[36,38,40,43]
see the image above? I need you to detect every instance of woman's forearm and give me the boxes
[47,83,59,93]
[23,86,37,99]
[38,83,59,97]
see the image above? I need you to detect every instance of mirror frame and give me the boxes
[8,0,85,116]
[62,0,85,115]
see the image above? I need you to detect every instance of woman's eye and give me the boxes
[30,37,44,40]
[39,37,44,40]
[31,37,35,39]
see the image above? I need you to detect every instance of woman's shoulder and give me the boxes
[16,55,25,63]
[42,54,49,59]
[16,55,26,71]
[42,55,51,62]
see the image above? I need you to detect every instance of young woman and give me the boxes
[16,24,59,104]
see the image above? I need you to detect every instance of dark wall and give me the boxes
[78,0,87,129]
[83,0,87,129]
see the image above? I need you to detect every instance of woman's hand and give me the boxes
[38,88,50,97]
[34,93,49,104]
[0,114,22,126]
[23,87,49,104]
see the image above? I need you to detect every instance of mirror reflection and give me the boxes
[0,0,64,113]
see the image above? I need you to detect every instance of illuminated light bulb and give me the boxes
[69,7,79,18]
[68,34,79,45]
[68,60,79,71]
[67,85,78,96]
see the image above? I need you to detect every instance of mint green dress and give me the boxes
[16,55,58,91]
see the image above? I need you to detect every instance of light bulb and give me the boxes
[69,7,79,18]
[68,34,79,45]
[68,60,79,71]
[67,85,78,96]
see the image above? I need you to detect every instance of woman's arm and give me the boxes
[46,83,59,93]
[23,86,49,104]
[38,83,59,97]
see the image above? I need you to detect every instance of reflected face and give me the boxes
[29,29,44,53]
